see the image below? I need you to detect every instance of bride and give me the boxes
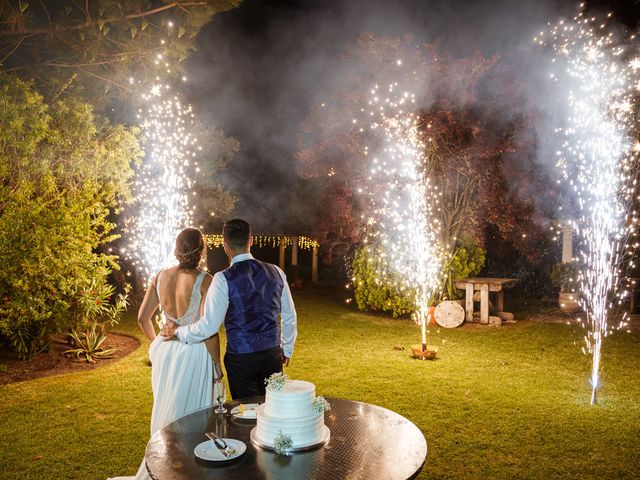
[110,228,223,480]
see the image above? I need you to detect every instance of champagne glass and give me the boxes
[215,381,226,414]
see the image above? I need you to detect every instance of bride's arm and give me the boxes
[138,275,160,342]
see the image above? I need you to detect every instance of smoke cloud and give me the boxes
[185,0,632,234]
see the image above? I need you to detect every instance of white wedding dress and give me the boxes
[110,270,216,480]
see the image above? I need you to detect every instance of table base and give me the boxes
[250,425,330,453]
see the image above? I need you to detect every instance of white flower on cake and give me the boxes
[273,430,293,456]
[264,372,289,392]
[312,396,331,413]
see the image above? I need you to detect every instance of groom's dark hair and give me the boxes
[223,218,251,248]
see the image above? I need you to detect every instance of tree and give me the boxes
[0,0,240,102]
[190,121,239,230]
[0,2,240,358]
[296,33,549,263]
[418,105,516,250]
[0,74,142,358]
[0,1,241,289]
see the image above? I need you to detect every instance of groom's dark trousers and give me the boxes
[224,346,282,398]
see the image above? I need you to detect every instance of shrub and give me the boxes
[0,74,142,358]
[441,236,486,300]
[64,324,116,364]
[550,261,581,293]
[351,245,417,318]
[351,237,486,317]
[64,282,130,364]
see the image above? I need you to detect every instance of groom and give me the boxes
[160,219,298,399]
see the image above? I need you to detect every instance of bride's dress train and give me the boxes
[109,271,215,480]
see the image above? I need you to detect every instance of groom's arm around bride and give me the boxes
[161,218,297,399]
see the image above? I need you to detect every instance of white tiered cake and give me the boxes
[253,379,329,449]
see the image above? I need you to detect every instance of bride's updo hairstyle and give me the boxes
[174,228,205,270]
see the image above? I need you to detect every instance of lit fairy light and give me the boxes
[124,83,199,282]
[545,11,639,404]
[361,77,444,350]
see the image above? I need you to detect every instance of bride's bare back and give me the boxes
[138,266,213,341]
[156,266,211,320]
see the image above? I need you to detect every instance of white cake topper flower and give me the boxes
[264,372,289,391]
[273,430,293,456]
[312,396,331,413]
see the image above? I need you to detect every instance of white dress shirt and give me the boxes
[175,253,298,358]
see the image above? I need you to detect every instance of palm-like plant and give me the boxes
[64,324,115,364]
[64,282,131,363]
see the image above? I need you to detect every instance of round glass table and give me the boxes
[145,396,427,479]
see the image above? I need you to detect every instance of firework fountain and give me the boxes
[125,82,200,282]
[539,11,639,403]
[361,78,444,355]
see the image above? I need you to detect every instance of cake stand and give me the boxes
[250,425,330,453]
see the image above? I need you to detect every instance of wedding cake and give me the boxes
[252,375,330,451]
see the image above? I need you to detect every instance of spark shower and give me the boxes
[540,10,639,404]
[125,83,200,282]
[360,76,445,351]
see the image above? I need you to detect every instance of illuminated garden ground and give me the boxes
[0,295,638,480]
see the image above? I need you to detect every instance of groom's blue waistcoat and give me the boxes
[223,259,283,355]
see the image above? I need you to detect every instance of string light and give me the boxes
[204,235,319,250]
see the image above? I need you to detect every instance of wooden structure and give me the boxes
[204,234,320,283]
[434,301,465,328]
[454,277,517,326]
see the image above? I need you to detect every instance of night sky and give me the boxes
[185,0,640,234]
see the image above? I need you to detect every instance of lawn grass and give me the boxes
[0,294,639,479]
